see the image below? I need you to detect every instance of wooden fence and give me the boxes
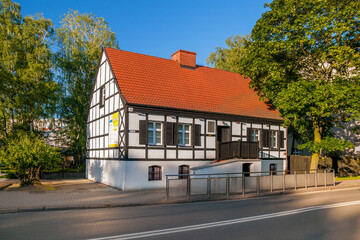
[289,155,332,173]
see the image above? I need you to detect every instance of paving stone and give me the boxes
[0,178,359,214]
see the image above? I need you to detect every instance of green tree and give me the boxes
[207,34,250,74]
[0,132,62,186]
[208,0,360,169]
[0,0,58,139]
[56,10,118,166]
[0,0,22,140]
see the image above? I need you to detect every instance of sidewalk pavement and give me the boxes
[1,178,360,214]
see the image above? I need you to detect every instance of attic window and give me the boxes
[99,86,105,108]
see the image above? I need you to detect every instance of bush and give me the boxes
[5,170,17,179]
[0,132,62,186]
[337,154,360,177]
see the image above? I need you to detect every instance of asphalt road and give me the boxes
[1,188,360,240]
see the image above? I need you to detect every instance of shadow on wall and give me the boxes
[110,162,121,188]
[104,160,124,190]
[89,160,103,183]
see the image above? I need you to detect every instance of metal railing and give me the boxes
[166,169,335,200]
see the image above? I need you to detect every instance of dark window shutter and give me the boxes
[166,122,174,145]
[139,120,147,145]
[174,123,178,145]
[279,131,285,148]
[194,124,201,146]
[262,129,269,148]
[247,128,252,142]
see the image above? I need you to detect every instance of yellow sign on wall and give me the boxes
[109,112,119,147]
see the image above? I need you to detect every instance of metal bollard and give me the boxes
[324,169,327,187]
[283,172,286,191]
[226,174,230,197]
[166,176,169,200]
[242,174,245,196]
[187,177,190,199]
[207,175,211,198]
[270,171,273,192]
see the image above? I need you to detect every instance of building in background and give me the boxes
[34,119,66,148]
[34,119,74,167]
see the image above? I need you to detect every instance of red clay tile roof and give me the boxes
[105,47,282,121]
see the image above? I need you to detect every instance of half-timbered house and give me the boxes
[86,47,287,190]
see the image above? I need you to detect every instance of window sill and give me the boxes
[148,144,163,146]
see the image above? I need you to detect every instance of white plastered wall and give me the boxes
[192,161,262,176]
[260,159,287,174]
[86,159,125,190]
[123,160,212,190]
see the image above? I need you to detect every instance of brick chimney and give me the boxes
[171,50,196,69]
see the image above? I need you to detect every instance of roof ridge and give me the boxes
[105,47,249,77]
[104,47,197,66]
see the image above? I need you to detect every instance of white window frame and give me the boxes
[270,130,277,148]
[251,129,260,142]
[147,122,162,145]
[178,124,191,146]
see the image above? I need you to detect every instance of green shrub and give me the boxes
[5,171,17,179]
[0,132,62,186]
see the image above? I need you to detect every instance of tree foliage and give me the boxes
[0,0,58,140]
[207,34,250,74]
[208,0,360,168]
[0,132,62,186]
[56,10,118,166]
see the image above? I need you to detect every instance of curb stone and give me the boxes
[19,207,45,213]
[0,208,19,214]
[1,183,360,215]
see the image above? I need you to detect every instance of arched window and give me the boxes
[270,163,278,175]
[178,165,190,179]
[148,166,162,181]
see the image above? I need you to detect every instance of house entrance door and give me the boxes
[242,163,252,177]
[217,126,231,143]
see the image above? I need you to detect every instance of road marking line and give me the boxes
[89,200,360,240]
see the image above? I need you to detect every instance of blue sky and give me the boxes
[16,0,269,66]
